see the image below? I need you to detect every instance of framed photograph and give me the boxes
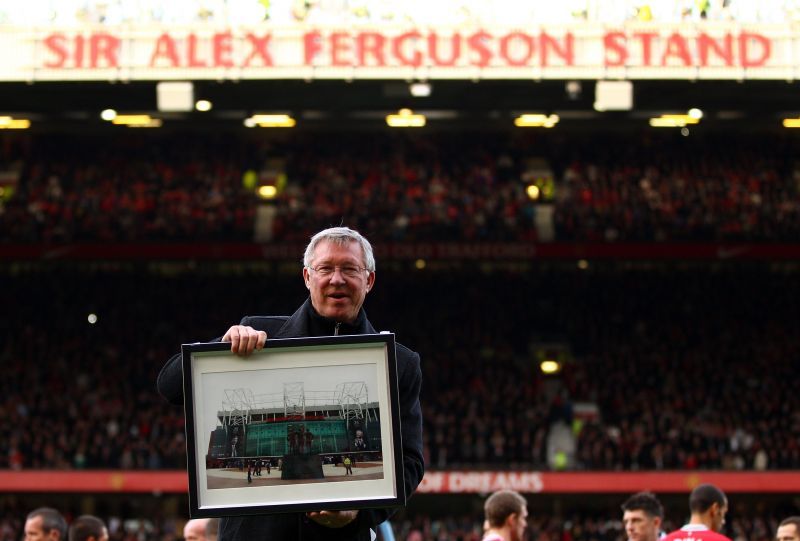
[181,333,405,518]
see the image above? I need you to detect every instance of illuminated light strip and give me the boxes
[0,116,31,129]
[249,114,296,128]
[660,114,700,124]
[386,108,426,127]
[782,118,800,128]
[112,114,156,125]
[649,114,701,128]
[128,119,163,128]
[515,114,559,128]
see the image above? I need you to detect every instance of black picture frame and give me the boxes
[181,333,405,518]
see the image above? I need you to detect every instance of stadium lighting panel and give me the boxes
[540,360,561,374]
[594,80,633,111]
[514,114,559,128]
[409,82,432,97]
[649,114,700,127]
[0,116,30,129]
[111,114,162,128]
[386,109,426,127]
[156,81,194,112]
[245,114,296,128]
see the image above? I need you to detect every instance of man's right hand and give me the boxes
[222,325,267,356]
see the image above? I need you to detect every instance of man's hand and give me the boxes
[222,325,267,356]
[306,510,359,529]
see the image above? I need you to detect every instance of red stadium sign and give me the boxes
[0,23,795,81]
[0,471,798,494]
[416,471,800,493]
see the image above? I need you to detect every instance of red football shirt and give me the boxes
[663,524,732,541]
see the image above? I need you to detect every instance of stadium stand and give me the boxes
[2,132,800,244]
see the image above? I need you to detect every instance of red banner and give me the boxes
[0,471,188,493]
[417,471,800,494]
[1,471,798,494]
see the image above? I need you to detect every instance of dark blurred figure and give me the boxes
[68,515,108,541]
[663,484,731,541]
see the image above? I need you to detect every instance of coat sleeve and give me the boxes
[397,347,425,500]
[363,345,425,527]
[156,351,185,406]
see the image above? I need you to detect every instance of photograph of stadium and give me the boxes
[199,364,384,489]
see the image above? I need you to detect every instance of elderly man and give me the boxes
[158,227,424,541]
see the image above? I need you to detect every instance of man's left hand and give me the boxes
[307,510,359,528]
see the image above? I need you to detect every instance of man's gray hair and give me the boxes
[303,227,376,272]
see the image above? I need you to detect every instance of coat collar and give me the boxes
[274,298,376,338]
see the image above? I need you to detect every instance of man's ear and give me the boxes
[302,266,311,289]
[365,271,375,292]
[653,517,662,530]
[505,513,519,529]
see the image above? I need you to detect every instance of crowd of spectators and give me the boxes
[2,132,800,244]
[1,263,798,472]
[416,268,800,471]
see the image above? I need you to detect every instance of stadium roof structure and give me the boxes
[218,382,378,428]
[1,78,799,132]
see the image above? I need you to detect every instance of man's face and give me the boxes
[710,501,728,533]
[511,506,528,541]
[623,510,661,541]
[303,239,374,323]
[777,524,800,541]
[24,516,59,541]
[183,519,207,541]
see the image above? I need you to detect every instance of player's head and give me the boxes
[484,490,528,541]
[183,518,209,541]
[689,484,728,532]
[68,515,108,541]
[25,508,68,541]
[622,492,664,541]
[302,227,376,323]
[777,517,800,541]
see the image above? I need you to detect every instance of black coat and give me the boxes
[157,298,425,541]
